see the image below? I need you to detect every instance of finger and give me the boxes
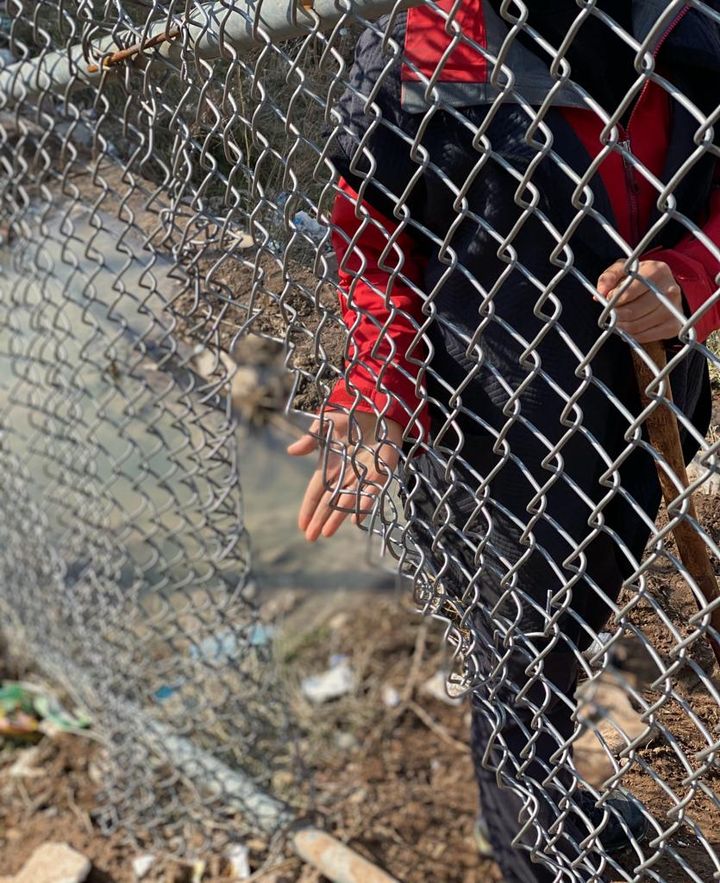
[597,260,627,296]
[328,453,395,533]
[606,276,652,306]
[614,294,660,324]
[305,477,358,541]
[287,418,324,454]
[629,319,682,344]
[616,311,663,336]
[323,480,381,537]
[616,312,681,341]
[287,433,320,456]
[607,264,680,308]
[298,464,342,532]
[306,458,384,540]
[351,499,377,528]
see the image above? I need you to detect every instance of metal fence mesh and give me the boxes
[2,1,720,881]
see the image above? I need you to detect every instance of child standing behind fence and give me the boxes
[288,2,720,880]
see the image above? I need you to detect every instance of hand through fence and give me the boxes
[287,411,403,541]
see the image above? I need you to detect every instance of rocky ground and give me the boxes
[3,524,720,883]
[0,594,486,883]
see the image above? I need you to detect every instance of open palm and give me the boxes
[287,410,403,542]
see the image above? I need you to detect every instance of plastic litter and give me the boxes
[301,657,355,704]
[189,624,275,663]
[131,854,156,880]
[0,682,90,738]
[153,684,180,702]
[292,211,327,243]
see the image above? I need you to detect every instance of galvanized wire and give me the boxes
[1,1,720,881]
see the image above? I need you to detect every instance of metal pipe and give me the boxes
[0,0,414,104]
[157,0,413,61]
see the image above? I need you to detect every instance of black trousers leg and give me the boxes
[470,650,580,883]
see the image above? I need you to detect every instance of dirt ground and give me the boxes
[0,595,489,883]
[2,381,720,883]
[3,162,720,881]
[3,536,720,883]
[616,488,720,883]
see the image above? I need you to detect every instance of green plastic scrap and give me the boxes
[0,683,34,715]
[33,694,91,731]
[0,682,90,731]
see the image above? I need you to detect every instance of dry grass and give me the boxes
[706,330,720,389]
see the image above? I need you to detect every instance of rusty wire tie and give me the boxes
[86,28,181,74]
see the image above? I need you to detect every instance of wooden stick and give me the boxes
[293,829,400,883]
[632,341,720,667]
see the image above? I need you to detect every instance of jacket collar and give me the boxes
[401,1,718,113]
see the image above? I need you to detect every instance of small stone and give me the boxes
[334,731,357,750]
[234,231,254,250]
[87,762,104,785]
[8,746,43,778]
[327,612,349,631]
[381,684,401,708]
[421,671,463,706]
[132,854,156,880]
[687,456,720,495]
[0,842,90,883]
[225,844,250,880]
[271,770,294,792]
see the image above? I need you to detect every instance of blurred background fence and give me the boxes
[1,2,720,882]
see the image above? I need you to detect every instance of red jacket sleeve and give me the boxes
[646,167,720,342]
[325,177,430,443]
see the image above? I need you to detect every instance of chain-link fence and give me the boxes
[1,1,720,881]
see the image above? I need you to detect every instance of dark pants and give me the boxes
[403,341,711,882]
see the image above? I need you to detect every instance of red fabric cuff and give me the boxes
[324,375,430,447]
[327,177,430,450]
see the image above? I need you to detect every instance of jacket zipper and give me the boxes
[618,129,641,245]
[616,4,691,246]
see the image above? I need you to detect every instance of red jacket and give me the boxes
[327,4,720,442]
